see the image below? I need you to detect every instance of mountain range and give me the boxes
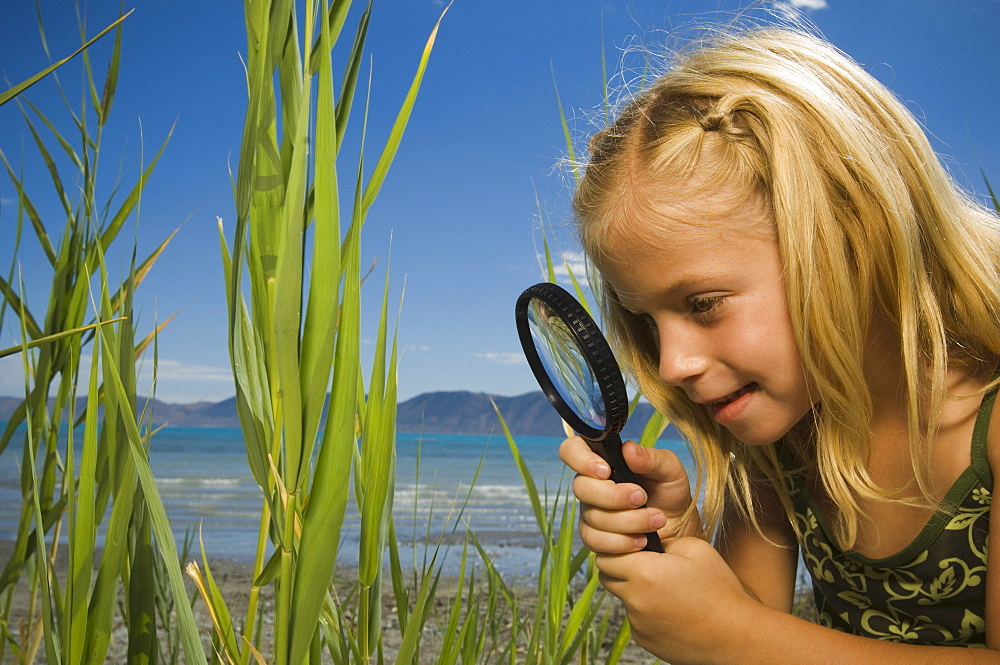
[0,391,675,440]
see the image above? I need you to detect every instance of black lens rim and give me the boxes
[514,282,628,441]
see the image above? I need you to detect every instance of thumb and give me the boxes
[621,440,689,486]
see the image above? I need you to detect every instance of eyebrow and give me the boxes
[613,274,719,312]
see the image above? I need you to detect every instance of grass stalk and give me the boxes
[209,1,449,663]
[0,5,194,664]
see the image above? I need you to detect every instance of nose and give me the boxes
[655,324,708,386]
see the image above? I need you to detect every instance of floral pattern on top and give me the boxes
[793,481,989,646]
[781,383,995,647]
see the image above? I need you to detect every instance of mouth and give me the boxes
[707,383,756,406]
[704,383,758,423]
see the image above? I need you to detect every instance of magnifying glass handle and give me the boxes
[589,432,664,554]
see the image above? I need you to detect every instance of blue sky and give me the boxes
[1,0,998,404]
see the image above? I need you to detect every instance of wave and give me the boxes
[156,476,246,487]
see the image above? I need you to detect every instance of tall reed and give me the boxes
[195,1,455,663]
[0,6,203,664]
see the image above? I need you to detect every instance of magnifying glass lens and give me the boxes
[525,298,606,431]
[515,282,663,554]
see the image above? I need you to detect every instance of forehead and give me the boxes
[593,186,778,305]
[597,177,775,261]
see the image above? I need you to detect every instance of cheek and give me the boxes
[734,298,803,373]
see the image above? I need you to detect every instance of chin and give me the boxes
[725,424,789,447]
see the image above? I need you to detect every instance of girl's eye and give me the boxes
[689,296,722,315]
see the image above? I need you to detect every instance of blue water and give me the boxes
[0,426,691,577]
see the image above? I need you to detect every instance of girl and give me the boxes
[559,24,1000,664]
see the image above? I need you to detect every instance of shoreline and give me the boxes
[0,539,662,664]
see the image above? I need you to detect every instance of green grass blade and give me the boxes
[127,499,157,665]
[288,127,361,665]
[982,170,999,215]
[96,8,124,127]
[492,401,548,533]
[565,261,591,317]
[359,2,449,217]
[22,97,83,170]
[357,261,397,588]
[270,32,310,493]
[333,0,370,152]
[557,571,601,660]
[97,331,208,665]
[0,148,57,266]
[15,299,62,665]
[0,318,124,359]
[65,338,101,665]
[638,408,668,447]
[94,122,174,253]
[17,104,73,216]
[299,0,340,457]
[551,65,578,183]
[0,10,132,107]
[604,618,633,665]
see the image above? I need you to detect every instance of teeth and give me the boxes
[712,385,751,404]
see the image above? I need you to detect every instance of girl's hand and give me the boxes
[596,538,755,665]
[558,436,700,553]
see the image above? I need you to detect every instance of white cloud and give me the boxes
[784,0,828,9]
[538,250,591,288]
[474,352,525,365]
[0,353,234,403]
[140,358,234,384]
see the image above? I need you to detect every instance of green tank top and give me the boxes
[781,386,995,647]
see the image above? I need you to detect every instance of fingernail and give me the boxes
[650,513,666,529]
[635,535,648,549]
[630,490,646,506]
[595,462,611,479]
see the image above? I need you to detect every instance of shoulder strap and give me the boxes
[970,379,999,488]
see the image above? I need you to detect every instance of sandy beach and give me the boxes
[1,540,662,664]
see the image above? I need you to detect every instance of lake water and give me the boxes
[0,425,691,578]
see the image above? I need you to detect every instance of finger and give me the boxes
[572,473,649,510]
[578,514,659,554]
[559,436,612,479]
[621,440,690,485]
[580,502,666,538]
[594,551,658,584]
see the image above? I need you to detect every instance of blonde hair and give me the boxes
[574,26,1000,548]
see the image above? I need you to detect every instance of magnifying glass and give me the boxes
[514,282,663,553]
